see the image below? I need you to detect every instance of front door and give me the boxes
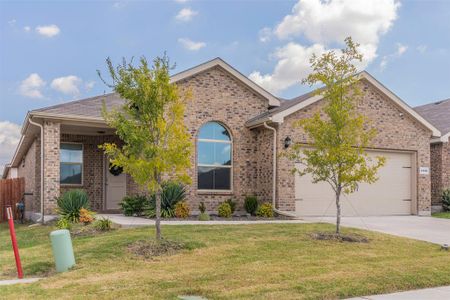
[105,161,126,210]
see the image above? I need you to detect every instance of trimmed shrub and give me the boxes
[218,202,232,218]
[198,212,210,221]
[256,202,274,218]
[120,195,148,216]
[94,217,113,231]
[56,189,89,222]
[79,208,95,224]
[147,181,187,218]
[225,199,237,214]
[56,218,72,230]
[244,196,258,216]
[174,201,190,218]
[443,189,450,211]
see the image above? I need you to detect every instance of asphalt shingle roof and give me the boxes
[414,98,450,135]
[32,93,124,119]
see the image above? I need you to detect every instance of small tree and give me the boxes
[286,37,385,234]
[98,55,192,240]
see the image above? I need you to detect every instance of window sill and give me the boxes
[197,190,233,195]
[61,184,84,188]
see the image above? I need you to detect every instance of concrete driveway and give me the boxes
[303,216,450,245]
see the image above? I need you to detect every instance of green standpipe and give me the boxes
[50,229,76,272]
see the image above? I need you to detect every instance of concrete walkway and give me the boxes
[303,216,450,245]
[98,214,307,228]
[0,278,42,286]
[347,285,450,299]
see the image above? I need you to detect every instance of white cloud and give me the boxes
[19,73,46,98]
[250,43,329,94]
[24,26,31,32]
[35,24,60,37]
[8,19,16,26]
[251,0,400,94]
[178,38,206,51]
[417,44,427,54]
[259,27,272,43]
[51,75,82,95]
[85,81,95,91]
[112,2,126,9]
[0,121,21,174]
[174,0,189,3]
[274,0,400,44]
[396,43,408,56]
[175,8,198,22]
[379,43,408,71]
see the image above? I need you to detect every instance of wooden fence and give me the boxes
[0,177,25,222]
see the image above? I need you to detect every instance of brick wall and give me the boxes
[43,121,60,214]
[431,139,450,207]
[17,139,40,212]
[430,142,443,206]
[443,140,450,196]
[254,127,274,203]
[276,79,432,214]
[177,66,270,212]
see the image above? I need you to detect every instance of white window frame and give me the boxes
[60,142,84,186]
[197,123,233,193]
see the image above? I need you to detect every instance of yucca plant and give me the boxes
[443,189,450,211]
[147,181,187,218]
[56,189,89,222]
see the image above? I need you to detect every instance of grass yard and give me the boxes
[432,212,450,219]
[1,222,450,299]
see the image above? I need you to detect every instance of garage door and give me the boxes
[295,151,414,217]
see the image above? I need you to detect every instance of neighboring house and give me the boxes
[3,58,441,219]
[414,99,450,211]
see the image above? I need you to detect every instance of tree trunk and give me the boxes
[335,187,342,235]
[155,189,162,241]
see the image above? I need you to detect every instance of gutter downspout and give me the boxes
[28,117,45,224]
[263,122,297,218]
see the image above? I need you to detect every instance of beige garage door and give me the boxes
[295,151,414,217]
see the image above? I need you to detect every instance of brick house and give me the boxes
[414,99,450,211]
[2,58,442,219]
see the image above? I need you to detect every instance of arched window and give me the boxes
[197,122,232,191]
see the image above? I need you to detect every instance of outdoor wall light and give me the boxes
[284,136,292,149]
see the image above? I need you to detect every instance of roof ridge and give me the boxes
[414,98,450,108]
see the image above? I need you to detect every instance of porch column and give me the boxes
[43,121,60,214]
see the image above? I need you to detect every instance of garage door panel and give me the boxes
[295,151,413,217]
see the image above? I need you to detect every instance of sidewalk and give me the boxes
[98,214,307,228]
[347,286,450,299]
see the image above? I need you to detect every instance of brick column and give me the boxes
[43,121,60,214]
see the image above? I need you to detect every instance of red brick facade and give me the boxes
[21,67,436,217]
[430,138,450,208]
[276,80,432,215]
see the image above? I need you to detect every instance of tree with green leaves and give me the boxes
[98,55,192,240]
[286,37,385,234]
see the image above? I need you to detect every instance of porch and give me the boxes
[36,120,139,215]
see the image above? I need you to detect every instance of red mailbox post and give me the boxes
[7,206,23,279]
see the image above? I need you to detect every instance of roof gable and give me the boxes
[247,71,441,137]
[171,58,280,107]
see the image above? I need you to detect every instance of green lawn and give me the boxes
[432,212,450,219]
[1,222,450,299]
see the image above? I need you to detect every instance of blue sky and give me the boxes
[1,0,450,170]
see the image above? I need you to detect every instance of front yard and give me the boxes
[2,222,450,299]
[433,212,450,219]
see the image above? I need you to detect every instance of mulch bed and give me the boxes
[310,232,369,243]
[128,239,187,259]
[143,214,293,221]
[71,225,115,237]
